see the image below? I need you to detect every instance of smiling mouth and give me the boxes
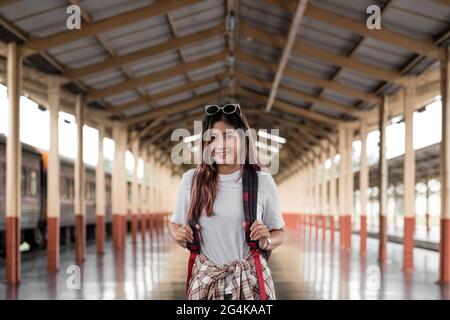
[215,150,231,157]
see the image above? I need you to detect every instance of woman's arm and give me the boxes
[169,222,193,249]
[249,220,285,251]
[265,228,285,251]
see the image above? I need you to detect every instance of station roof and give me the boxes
[0,0,449,179]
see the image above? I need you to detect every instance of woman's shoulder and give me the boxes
[181,168,196,186]
[257,170,276,188]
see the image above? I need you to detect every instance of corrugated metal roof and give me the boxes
[0,0,448,176]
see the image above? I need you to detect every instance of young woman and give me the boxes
[169,103,285,300]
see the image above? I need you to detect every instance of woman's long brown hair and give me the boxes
[187,108,261,223]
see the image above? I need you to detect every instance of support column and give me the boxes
[47,77,60,271]
[307,164,312,232]
[439,46,450,283]
[112,123,127,250]
[74,95,85,262]
[6,42,22,284]
[345,127,354,249]
[96,124,106,254]
[425,177,430,236]
[140,149,148,243]
[379,96,389,263]
[148,151,155,240]
[131,136,140,245]
[329,146,337,244]
[338,127,348,249]
[403,86,416,272]
[314,158,320,239]
[321,151,327,241]
[359,120,368,256]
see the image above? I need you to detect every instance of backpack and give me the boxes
[185,164,270,299]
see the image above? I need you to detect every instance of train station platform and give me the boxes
[1,223,448,300]
[0,0,449,303]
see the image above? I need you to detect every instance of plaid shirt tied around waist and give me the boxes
[186,249,276,300]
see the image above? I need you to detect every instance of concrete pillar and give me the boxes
[314,158,320,239]
[306,164,312,231]
[403,86,416,272]
[321,151,327,242]
[47,77,60,271]
[112,123,127,250]
[359,120,368,256]
[379,96,389,263]
[74,95,85,262]
[6,42,22,284]
[329,145,337,243]
[338,127,348,249]
[96,124,106,254]
[425,177,430,236]
[345,127,354,249]
[298,168,306,227]
[140,149,148,243]
[439,46,450,283]
[131,136,140,245]
[148,149,155,239]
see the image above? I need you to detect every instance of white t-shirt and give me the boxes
[170,168,285,294]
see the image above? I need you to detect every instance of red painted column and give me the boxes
[74,95,86,262]
[320,152,327,242]
[359,120,368,256]
[75,215,85,262]
[345,127,354,249]
[47,76,61,271]
[439,46,450,283]
[6,42,22,284]
[338,127,347,249]
[329,146,337,244]
[130,136,140,245]
[95,124,106,255]
[112,123,127,250]
[403,85,416,272]
[378,96,388,263]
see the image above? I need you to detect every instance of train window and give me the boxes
[68,179,74,200]
[60,178,66,199]
[21,168,27,195]
[106,186,111,202]
[29,170,38,196]
[0,163,4,192]
[86,182,95,201]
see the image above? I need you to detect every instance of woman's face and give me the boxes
[209,120,241,165]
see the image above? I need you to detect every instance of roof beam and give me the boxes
[65,24,225,79]
[68,0,148,108]
[240,21,408,86]
[225,0,239,93]
[236,69,362,117]
[111,73,225,115]
[25,0,201,53]
[0,0,19,7]
[264,0,445,61]
[86,52,226,101]
[237,88,343,126]
[126,91,220,126]
[265,0,308,112]
[236,49,381,105]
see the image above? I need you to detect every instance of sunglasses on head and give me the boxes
[204,103,241,116]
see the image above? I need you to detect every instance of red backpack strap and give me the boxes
[243,165,267,300]
[185,221,200,298]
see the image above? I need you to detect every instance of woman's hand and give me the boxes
[174,224,200,249]
[249,220,270,249]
